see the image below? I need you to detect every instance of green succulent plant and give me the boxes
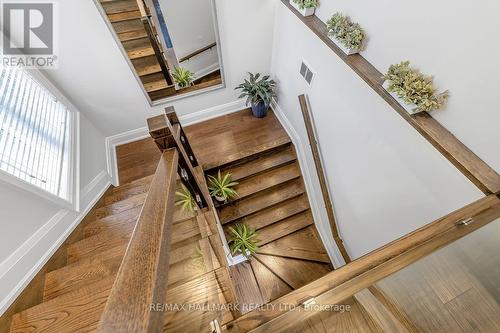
[175,184,196,212]
[292,0,318,10]
[171,66,194,88]
[228,223,259,258]
[383,61,449,113]
[326,13,365,52]
[235,72,276,107]
[207,170,239,202]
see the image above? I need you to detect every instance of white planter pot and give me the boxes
[215,195,226,203]
[382,81,421,115]
[328,35,359,55]
[290,1,315,17]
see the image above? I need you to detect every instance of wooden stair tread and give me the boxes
[167,239,220,288]
[66,228,132,263]
[43,254,122,302]
[118,29,148,42]
[255,210,314,247]
[229,194,310,230]
[254,254,331,290]
[10,277,114,333]
[84,205,141,237]
[229,261,266,312]
[111,18,143,33]
[221,162,301,205]
[101,0,138,15]
[257,226,331,263]
[163,268,233,332]
[220,144,296,182]
[218,178,305,224]
[250,257,293,303]
[104,180,151,205]
[95,191,147,219]
[148,86,177,100]
[140,72,168,92]
[132,55,162,76]
[107,9,141,23]
[123,37,154,59]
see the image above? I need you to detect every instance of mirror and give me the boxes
[150,0,224,102]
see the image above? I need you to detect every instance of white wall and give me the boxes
[0,111,110,314]
[313,0,500,173]
[42,0,276,137]
[159,0,219,77]
[270,3,485,260]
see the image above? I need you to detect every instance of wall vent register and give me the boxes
[300,61,315,85]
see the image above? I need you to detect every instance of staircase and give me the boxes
[8,176,234,332]
[207,142,333,308]
[99,0,176,100]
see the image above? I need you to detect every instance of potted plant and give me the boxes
[326,12,365,55]
[172,66,194,88]
[235,72,276,118]
[207,170,238,203]
[175,184,197,212]
[228,223,259,258]
[290,0,318,17]
[382,61,449,114]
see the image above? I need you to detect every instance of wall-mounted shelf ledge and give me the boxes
[282,0,500,195]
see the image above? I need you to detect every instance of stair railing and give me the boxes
[98,108,207,332]
[298,94,351,264]
[222,194,500,332]
[136,0,174,87]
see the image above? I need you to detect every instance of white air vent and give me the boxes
[300,60,315,85]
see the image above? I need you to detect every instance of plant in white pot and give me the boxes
[228,223,259,258]
[208,170,238,203]
[172,66,194,89]
[290,0,318,17]
[382,61,449,114]
[235,72,276,118]
[326,12,365,55]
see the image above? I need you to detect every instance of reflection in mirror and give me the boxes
[152,0,224,101]
[97,0,225,104]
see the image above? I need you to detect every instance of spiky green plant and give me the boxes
[235,72,276,107]
[326,13,365,52]
[382,61,449,113]
[292,0,318,10]
[228,223,259,258]
[207,171,238,202]
[175,184,196,212]
[171,67,194,88]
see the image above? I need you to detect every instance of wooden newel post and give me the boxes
[147,107,209,209]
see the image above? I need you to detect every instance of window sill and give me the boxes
[0,169,77,211]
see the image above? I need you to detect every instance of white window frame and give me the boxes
[0,66,80,211]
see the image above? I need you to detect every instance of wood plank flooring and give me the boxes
[184,109,333,313]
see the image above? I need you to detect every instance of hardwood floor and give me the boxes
[6,139,233,332]
[184,109,334,312]
[184,109,291,170]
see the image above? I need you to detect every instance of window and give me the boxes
[0,64,75,204]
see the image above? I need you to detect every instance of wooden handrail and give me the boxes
[98,149,179,332]
[282,0,500,195]
[222,194,500,332]
[298,94,351,264]
[135,0,148,17]
[179,42,217,63]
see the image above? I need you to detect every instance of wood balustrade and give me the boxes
[98,149,179,332]
[222,194,500,332]
[135,0,173,86]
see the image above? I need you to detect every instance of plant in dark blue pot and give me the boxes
[235,72,277,118]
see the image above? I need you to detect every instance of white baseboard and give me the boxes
[0,171,111,315]
[105,99,246,186]
[271,99,346,268]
